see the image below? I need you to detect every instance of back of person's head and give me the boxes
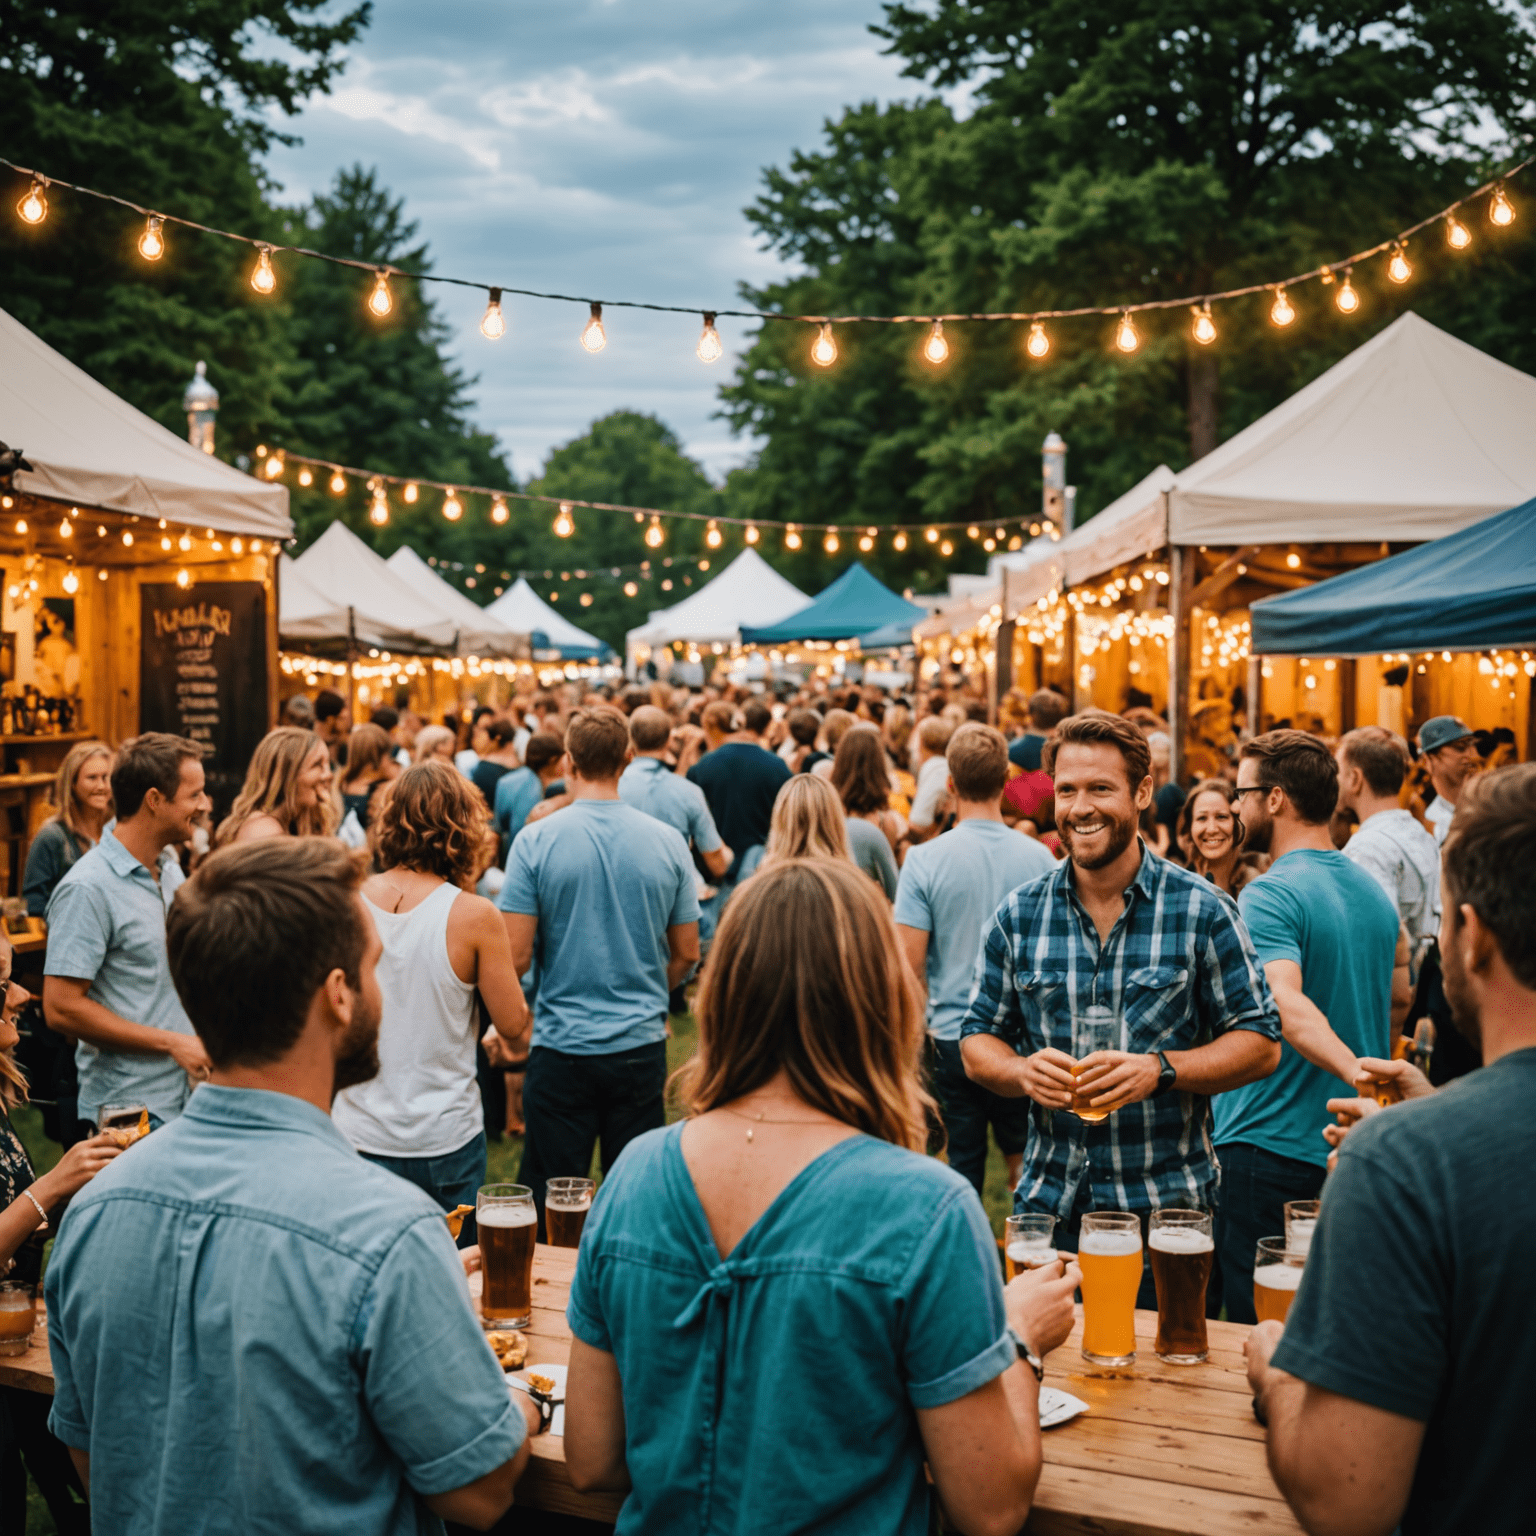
[167,839,368,1070]
[112,733,204,820]
[701,700,737,737]
[524,730,566,775]
[412,724,456,764]
[1441,764,1536,991]
[1043,711,1152,788]
[1027,688,1069,732]
[883,703,912,757]
[566,706,630,781]
[821,709,856,753]
[283,694,315,728]
[1240,729,1339,825]
[216,726,332,846]
[484,717,518,750]
[917,714,953,755]
[374,760,489,887]
[682,858,930,1150]
[764,774,850,864]
[1339,726,1409,798]
[831,726,890,815]
[741,698,772,737]
[787,708,820,748]
[344,723,393,783]
[947,723,1009,803]
[369,705,400,734]
[313,690,345,725]
[620,687,650,716]
[629,706,673,753]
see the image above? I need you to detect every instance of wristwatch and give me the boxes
[1151,1050,1178,1097]
[1007,1325,1045,1383]
[525,1382,556,1435]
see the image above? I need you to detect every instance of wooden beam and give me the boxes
[1189,546,1263,609]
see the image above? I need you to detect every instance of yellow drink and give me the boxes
[1253,1262,1303,1325]
[1079,1228,1142,1364]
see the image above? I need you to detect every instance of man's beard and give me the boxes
[1439,940,1483,1053]
[331,996,383,1096]
[1242,808,1273,855]
[1061,807,1138,870]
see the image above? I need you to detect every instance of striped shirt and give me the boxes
[960,844,1279,1217]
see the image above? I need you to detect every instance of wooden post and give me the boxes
[992,568,1014,724]
[1246,654,1261,738]
[1338,658,1357,733]
[346,606,357,724]
[1168,545,1194,784]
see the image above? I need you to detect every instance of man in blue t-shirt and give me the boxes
[686,698,790,882]
[619,707,732,883]
[499,707,700,1229]
[1213,730,1399,1321]
[1006,688,1068,772]
[492,730,566,860]
[895,724,1055,1196]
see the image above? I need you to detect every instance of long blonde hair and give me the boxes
[762,774,850,867]
[215,728,337,846]
[412,724,457,765]
[677,859,932,1151]
[0,936,27,1110]
[51,741,112,842]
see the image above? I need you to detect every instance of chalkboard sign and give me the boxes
[140,582,270,817]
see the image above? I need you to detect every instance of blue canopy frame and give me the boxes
[740,562,926,645]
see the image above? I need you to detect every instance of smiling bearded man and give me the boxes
[959,712,1282,1306]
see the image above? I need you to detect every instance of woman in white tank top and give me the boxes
[333,763,528,1242]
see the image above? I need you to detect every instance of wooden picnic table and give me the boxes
[2,1244,1299,1534]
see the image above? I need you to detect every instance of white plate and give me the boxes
[510,1363,568,1437]
[1038,1386,1089,1429]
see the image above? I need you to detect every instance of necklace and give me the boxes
[720,1103,833,1142]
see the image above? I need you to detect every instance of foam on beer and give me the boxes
[1078,1231,1142,1257]
[1287,1220,1316,1257]
[1148,1228,1214,1254]
[1006,1243,1057,1265]
[477,1207,537,1229]
[1253,1263,1304,1293]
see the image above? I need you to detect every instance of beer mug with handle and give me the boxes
[1149,1209,1214,1363]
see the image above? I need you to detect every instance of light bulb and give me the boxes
[176,568,191,590]
[231,538,243,555]
[179,534,192,551]
[297,467,313,487]
[705,520,722,548]
[1269,287,1296,327]
[1335,270,1360,313]
[645,517,665,548]
[443,489,463,521]
[824,532,839,554]
[580,301,606,353]
[122,530,134,547]
[62,569,79,595]
[480,287,506,340]
[59,518,72,539]
[369,269,393,317]
[553,503,576,538]
[1490,186,1516,226]
[266,456,284,479]
[17,178,47,225]
[922,320,949,365]
[138,216,165,261]
[161,536,172,551]
[744,524,759,545]
[403,482,418,504]
[1387,244,1412,284]
[925,526,939,544]
[1026,321,1051,359]
[940,540,954,556]
[329,470,346,495]
[1115,312,1139,353]
[13,519,25,534]
[250,247,276,295]
[369,491,389,526]
[893,531,908,551]
[810,322,838,367]
[785,526,802,551]
[1191,304,1217,345]
[1446,215,1472,250]
[97,568,108,581]
[491,497,509,524]
[859,533,874,552]
[624,581,639,597]
[696,312,723,364]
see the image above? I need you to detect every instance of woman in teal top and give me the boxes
[564,858,1081,1535]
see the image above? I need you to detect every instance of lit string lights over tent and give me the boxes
[4,149,1530,366]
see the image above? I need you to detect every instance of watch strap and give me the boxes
[1007,1325,1045,1383]
[1152,1050,1177,1096]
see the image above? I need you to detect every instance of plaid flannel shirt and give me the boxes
[960,844,1279,1218]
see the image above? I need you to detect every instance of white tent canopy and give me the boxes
[0,304,292,538]
[484,578,607,656]
[625,547,812,653]
[386,545,526,657]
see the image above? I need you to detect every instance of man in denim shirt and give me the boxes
[46,838,541,1534]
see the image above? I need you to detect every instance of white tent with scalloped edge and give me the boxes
[624,546,812,657]
[484,578,609,659]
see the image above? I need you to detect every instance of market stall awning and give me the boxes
[483,578,611,660]
[740,562,926,644]
[1251,495,1536,655]
[625,547,811,652]
[0,304,292,538]
[386,545,528,657]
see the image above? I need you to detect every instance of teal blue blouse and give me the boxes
[567,1121,1014,1535]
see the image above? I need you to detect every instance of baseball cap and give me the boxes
[1417,715,1473,754]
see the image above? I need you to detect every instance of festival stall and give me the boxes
[484,578,611,664]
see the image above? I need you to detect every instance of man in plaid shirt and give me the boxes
[962,713,1280,1304]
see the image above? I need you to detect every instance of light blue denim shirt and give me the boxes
[618,756,723,853]
[44,828,193,1125]
[46,1084,521,1536]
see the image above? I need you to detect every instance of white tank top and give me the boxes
[333,881,481,1158]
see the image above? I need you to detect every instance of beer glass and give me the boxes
[1149,1208,1214,1363]
[1078,1211,1142,1366]
[1283,1200,1320,1257]
[0,1281,36,1357]
[477,1184,537,1329]
[545,1177,595,1250]
[1004,1214,1057,1280]
[1253,1237,1305,1325]
[1071,1004,1118,1122]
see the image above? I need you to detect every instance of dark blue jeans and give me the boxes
[1211,1140,1326,1323]
[362,1131,488,1249]
[927,1038,1031,1198]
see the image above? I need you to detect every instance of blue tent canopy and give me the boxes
[740,562,926,644]
[1250,497,1536,656]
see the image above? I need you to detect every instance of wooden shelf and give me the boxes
[0,774,54,789]
[0,732,91,746]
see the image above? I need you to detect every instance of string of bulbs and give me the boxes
[4,149,1528,366]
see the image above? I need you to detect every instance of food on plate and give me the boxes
[487,1330,528,1370]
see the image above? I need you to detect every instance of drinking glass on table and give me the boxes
[1004,1214,1057,1280]
[98,1104,150,1148]
[1078,1210,1142,1366]
[545,1177,595,1250]
[1253,1237,1305,1325]
[1283,1200,1320,1257]
[477,1183,537,1330]
[0,1280,36,1357]
[1149,1209,1214,1364]
[1070,1004,1118,1122]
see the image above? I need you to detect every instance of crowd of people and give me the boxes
[0,666,1529,1536]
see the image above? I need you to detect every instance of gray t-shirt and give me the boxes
[1344,808,1440,955]
[845,818,899,901]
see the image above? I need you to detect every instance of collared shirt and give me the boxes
[618,755,723,853]
[1344,808,1440,956]
[960,843,1280,1216]
[44,828,193,1125]
[1425,794,1455,847]
[46,1085,521,1536]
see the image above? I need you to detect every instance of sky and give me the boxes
[263,0,919,483]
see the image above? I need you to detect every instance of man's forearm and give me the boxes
[1167,1028,1280,1095]
[1272,987,1358,1083]
[47,991,177,1056]
[666,955,696,990]
[960,1033,1028,1096]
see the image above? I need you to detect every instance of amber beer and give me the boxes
[0,1282,35,1358]
[545,1178,595,1250]
[1253,1237,1304,1325]
[477,1184,537,1328]
[1004,1214,1057,1280]
[1149,1210,1214,1364]
[1071,1005,1118,1123]
[1070,1065,1111,1123]
[1079,1211,1142,1366]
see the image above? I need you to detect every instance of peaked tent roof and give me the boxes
[483,578,610,659]
[0,304,292,538]
[1250,495,1536,655]
[386,545,527,656]
[625,547,811,651]
[740,562,927,644]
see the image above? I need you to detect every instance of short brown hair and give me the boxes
[167,839,369,1069]
[917,715,953,753]
[1339,727,1409,798]
[1027,689,1069,731]
[947,723,1009,801]
[1043,712,1151,788]
[1442,764,1536,989]
[742,698,772,736]
[831,727,890,816]
[524,731,565,774]
[629,706,673,753]
[373,761,489,887]
[701,701,736,736]
[566,706,630,780]
[1241,729,1338,825]
[112,732,205,819]
[787,708,820,747]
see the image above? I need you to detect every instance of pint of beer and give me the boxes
[1004,1213,1057,1281]
[1253,1236,1304,1325]
[1078,1211,1142,1366]
[1283,1200,1319,1259]
[1070,1004,1118,1123]
[1149,1209,1214,1363]
[477,1184,537,1329]
[545,1177,595,1250]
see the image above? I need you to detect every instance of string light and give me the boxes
[925,526,940,544]
[297,467,313,487]
[176,568,191,589]
[811,322,838,367]
[785,525,802,551]
[1115,312,1139,353]
[1490,185,1516,226]
[1446,215,1472,250]
[250,246,276,295]
[1191,303,1217,345]
[17,178,46,225]
[553,502,576,538]
[1387,243,1412,284]
[1335,269,1360,313]
[62,569,79,594]
[1270,287,1296,327]
[491,497,509,524]
[581,302,606,353]
[98,568,108,581]
[645,516,665,548]
[696,312,723,364]
[403,482,418,503]
[922,320,949,365]
[705,520,722,548]
[121,530,133,547]
[744,524,759,545]
[59,517,72,539]
[480,287,506,340]
[940,540,954,556]
[12,519,25,534]
[893,531,908,551]
[329,470,346,495]
[138,215,165,260]
[369,486,389,525]
[442,488,463,521]
[369,269,394,317]
[265,454,284,479]
[178,533,192,551]
[824,531,839,553]
[624,581,639,596]
[1026,321,1051,359]
[859,530,875,552]
[160,535,172,551]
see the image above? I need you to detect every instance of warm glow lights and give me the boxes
[480,287,506,340]
[251,247,276,294]
[824,531,839,554]
[297,467,313,487]
[491,497,509,524]
[62,569,80,594]
[1191,304,1217,345]
[784,525,802,551]
[645,516,665,548]
[810,322,838,367]
[696,312,723,364]
[581,302,606,353]
[705,519,722,548]
[859,530,875,552]
[58,518,72,539]
[176,568,191,589]
[1387,244,1412,284]
[922,320,949,365]
[403,482,418,503]
[925,526,939,544]
[940,540,954,556]
[369,488,389,525]
[178,534,192,551]
[553,502,576,538]
[893,531,908,551]
[1286,551,1301,569]
[121,530,133,547]
[1490,186,1516,226]
[329,470,346,495]
[369,269,394,317]
[1446,215,1472,250]
[1026,321,1050,359]
[442,489,463,521]
[1335,270,1360,313]
[1270,287,1296,327]
[744,524,759,545]
[17,178,46,225]
[1115,312,1139,353]
[138,216,165,260]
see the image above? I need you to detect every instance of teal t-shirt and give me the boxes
[1214,849,1397,1166]
[567,1123,1014,1536]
